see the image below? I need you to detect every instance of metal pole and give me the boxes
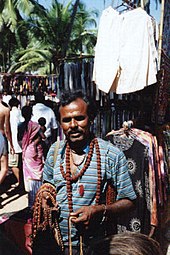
[158,0,165,69]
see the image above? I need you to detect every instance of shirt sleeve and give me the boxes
[107,143,137,201]
[50,110,58,129]
[43,143,56,185]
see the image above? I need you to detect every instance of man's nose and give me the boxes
[70,118,78,128]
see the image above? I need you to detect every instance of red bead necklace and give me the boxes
[60,138,102,212]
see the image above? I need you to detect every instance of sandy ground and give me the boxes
[0,173,28,223]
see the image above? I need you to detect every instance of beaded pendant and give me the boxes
[78,184,84,197]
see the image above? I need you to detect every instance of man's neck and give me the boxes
[69,141,87,154]
[68,134,94,154]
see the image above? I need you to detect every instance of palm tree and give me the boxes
[0,0,46,32]
[62,0,80,57]
[1,31,11,71]
[9,0,73,73]
[0,0,46,70]
[69,2,98,55]
[8,0,98,74]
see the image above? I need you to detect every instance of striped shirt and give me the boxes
[43,138,136,245]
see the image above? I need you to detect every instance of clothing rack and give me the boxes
[106,120,134,137]
[122,0,143,8]
[158,0,165,69]
[106,123,169,235]
[122,0,135,8]
[57,54,94,62]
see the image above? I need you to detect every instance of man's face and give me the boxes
[59,98,90,144]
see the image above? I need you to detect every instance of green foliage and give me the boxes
[0,0,98,74]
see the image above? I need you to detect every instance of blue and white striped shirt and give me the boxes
[43,138,136,244]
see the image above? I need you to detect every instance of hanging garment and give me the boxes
[161,0,170,59]
[151,53,170,125]
[93,7,158,94]
[110,136,151,234]
[106,125,167,231]
[127,129,157,227]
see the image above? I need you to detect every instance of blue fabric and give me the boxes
[43,138,136,244]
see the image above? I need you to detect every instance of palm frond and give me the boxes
[3,0,17,32]
[16,0,34,16]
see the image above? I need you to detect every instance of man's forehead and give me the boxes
[60,98,88,112]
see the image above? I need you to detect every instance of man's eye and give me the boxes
[62,117,72,123]
[74,116,85,121]
[62,116,86,123]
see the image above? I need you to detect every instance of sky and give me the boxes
[39,0,161,24]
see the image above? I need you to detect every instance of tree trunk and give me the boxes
[62,0,80,58]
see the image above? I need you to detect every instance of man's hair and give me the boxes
[91,232,163,255]
[35,92,45,103]
[57,90,98,122]
[9,97,20,108]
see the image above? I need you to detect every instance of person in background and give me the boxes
[0,93,14,155]
[38,117,48,158]
[38,117,47,134]
[0,93,14,185]
[18,105,46,208]
[31,92,58,157]
[8,97,24,189]
[90,231,163,255]
[32,90,136,255]
[0,132,8,185]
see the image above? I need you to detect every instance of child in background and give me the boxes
[38,117,48,159]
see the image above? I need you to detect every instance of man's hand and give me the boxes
[10,146,15,155]
[70,204,105,231]
[70,206,93,229]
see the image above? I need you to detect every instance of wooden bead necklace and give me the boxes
[60,137,102,212]
[32,183,64,251]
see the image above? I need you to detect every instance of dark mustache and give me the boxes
[68,130,82,135]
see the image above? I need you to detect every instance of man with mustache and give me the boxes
[32,90,136,255]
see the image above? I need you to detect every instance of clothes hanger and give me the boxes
[114,0,135,11]
[106,120,134,137]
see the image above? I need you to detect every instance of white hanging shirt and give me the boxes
[93,7,158,94]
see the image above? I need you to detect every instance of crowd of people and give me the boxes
[0,91,58,208]
[0,90,165,255]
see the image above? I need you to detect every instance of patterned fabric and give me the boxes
[151,53,170,125]
[162,0,170,59]
[109,127,169,234]
[128,128,158,227]
[43,138,136,245]
[111,139,151,235]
